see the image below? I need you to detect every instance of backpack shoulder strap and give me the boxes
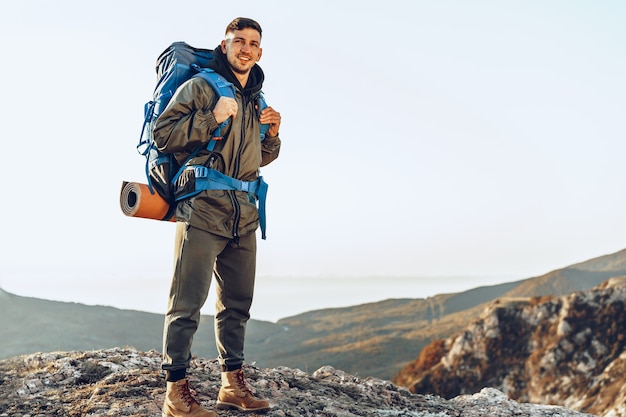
[193,67,236,98]
[192,68,236,152]
[257,92,270,141]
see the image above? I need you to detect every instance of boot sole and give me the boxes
[163,411,216,417]
[216,401,270,412]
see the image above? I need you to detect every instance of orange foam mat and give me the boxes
[119,181,175,222]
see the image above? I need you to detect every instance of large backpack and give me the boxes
[136,42,270,236]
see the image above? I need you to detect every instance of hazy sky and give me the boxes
[1,1,625,319]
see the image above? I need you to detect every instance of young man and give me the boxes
[154,17,281,417]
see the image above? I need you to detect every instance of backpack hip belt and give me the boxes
[185,165,268,239]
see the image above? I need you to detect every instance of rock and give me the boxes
[0,347,595,417]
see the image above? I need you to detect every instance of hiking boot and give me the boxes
[216,368,271,412]
[162,378,216,417]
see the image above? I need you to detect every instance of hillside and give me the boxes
[0,287,282,367]
[3,248,626,382]
[266,248,626,379]
[392,278,626,417]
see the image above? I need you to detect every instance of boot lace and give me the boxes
[234,371,253,395]
[178,380,200,406]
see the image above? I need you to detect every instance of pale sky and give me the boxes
[1,1,625,320]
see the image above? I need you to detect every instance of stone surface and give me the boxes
[0,348,596,417]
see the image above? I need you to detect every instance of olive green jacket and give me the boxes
[153,76,281,239]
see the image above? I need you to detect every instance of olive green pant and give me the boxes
[162,223,257,372]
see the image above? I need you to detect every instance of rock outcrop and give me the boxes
[394,278,626,417]
[0,347,595,416]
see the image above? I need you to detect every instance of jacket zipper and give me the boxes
[229,93,251,240]
[229,190,240,242]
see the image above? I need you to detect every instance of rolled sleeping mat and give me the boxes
[120,181,175,222]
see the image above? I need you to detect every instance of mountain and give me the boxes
[3,248,626,381]
[252,248,626,380]
[392,278,626,417]
[0,347,596,416]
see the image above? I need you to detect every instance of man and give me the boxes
[153,17,281,417]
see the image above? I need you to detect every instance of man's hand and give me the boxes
[260,107,281,137]
[212,96,238,124]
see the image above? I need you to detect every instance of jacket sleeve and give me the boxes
[260,135,281,167]
[153,78,221,154]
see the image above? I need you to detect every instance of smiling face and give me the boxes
[221,27,263,85]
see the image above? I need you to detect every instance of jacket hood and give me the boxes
[208,46,264,97]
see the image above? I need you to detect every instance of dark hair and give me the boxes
[225,17,262,38]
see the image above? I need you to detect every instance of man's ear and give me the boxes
[256,48,263,62]
[220,40,227,53]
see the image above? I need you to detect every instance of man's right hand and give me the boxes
[212,96,238,124]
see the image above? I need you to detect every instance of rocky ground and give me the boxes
[0,347,596,417]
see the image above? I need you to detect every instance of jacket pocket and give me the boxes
[175,199,194,222]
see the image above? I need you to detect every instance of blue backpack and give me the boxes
[137,41,270,237]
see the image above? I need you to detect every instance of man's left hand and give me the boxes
[260,107,281,137]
